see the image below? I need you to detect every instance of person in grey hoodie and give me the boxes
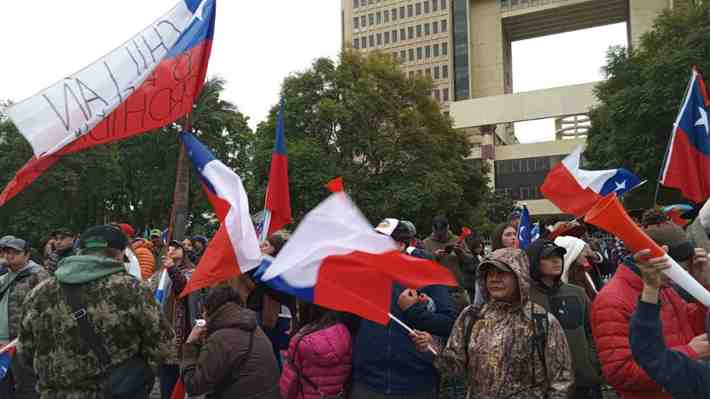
[0,237,48,399]
[526,239,603,399]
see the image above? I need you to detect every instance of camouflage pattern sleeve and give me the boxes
[433,306,471,378]
[17,279,48,369]
[545,313,574,399]
[135,283,174,373]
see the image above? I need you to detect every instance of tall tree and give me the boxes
[254,51,491,233]
[585,3,710,207]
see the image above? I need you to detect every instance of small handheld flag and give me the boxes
[261,96,292,240]
[517,206,533,250]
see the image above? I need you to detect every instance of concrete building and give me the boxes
[342,0,455,110]
[449,0,689,215]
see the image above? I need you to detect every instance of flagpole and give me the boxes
[168,114,192,243]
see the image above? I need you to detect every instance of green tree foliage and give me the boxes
[0,78,253,245]
[585,3,710,206]
[253,51,491,234]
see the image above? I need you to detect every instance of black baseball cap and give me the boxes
[79,225,128,251]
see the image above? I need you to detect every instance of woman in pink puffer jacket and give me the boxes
[280,305,353,399]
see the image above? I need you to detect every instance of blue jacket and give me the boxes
[352,282,457,395]
[630,300,710,399]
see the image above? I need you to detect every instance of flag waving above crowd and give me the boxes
[0,0,216,206]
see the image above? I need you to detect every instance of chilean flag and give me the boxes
[178,132,261,297]
[260,97,292,240]
[517,206,533,250]
[0,0,216,206]
[260,194,456,325]
[660,67,710,203]
[541,146,640,217]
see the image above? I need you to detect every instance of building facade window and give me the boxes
[425,68,432,77]
[433,0,439,11]
[443,87,449,101]
[361,0,366,7]
[416,25,422,38]
[443,64,449,78]
[354,17,359,29]
[353,38,360,49]
[409,71,415,79]
[433,21,439,34]
[384,31,390,44]
[376,33,382,45]
[433,43,440,57]
[434,89,441,101]
[384,9,389,23]
[424,23,430,35]
[441,0,447,9]
[425,45,431,58]
[369,35,375,47]
[392,8,397,21]
[353,0,359,8]
[417,47,423,60]
[408,48,415,61]
[376,11,382,24]
[416,2,422,15]
[441,19,448,32]
[452,0,470,100]
[408,26,414,39]
[361,36,367,48]
[400,49,406,60]
[368,13,374,25]
[434,66,440,79]
[392,30,398,42]
[424,1,430,13]
[407,4,413,17]
[400,6,405,19]
[442,41,448,55]
[400,28,406,41]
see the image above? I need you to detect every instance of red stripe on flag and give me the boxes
[661,127,710,203]
[265,153,291,236]
[0,40,213,206]
[169,378,186,399]
[179,222,240,298]
[326,177,344,193]
[314,250,456,325]
[541,162,602,217]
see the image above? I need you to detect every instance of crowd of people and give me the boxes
[1,204,710,398]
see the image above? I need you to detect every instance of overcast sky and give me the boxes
[1,1,625,142]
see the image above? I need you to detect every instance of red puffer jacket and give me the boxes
[280,323,352,399]
[591,264,707,398]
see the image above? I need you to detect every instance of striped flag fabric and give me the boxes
[0,0,216,206]
[261,96,292,240]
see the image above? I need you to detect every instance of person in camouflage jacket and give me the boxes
[0,237,49,399]
[412,248,574,399]
[19,225,173,399]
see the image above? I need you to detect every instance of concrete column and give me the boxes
[628,0,670,50]
[469,0,506,99]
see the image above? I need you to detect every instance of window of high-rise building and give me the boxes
[392,30,398,42]
[425,68,432,77]
[424,1,430,13]
[416,25,422,38]
[407,4,413,17]
[441,19,448,32]
[442,41,448,55]
[424,23,430,35]
[433,43,440,57]
[353,0,359,8]
[453,0,470,100]
[433,21,439,34]
[384,31,390,44]
[416,3,422,15]
[408,48,415,61]
[441,0,447,10]
[434,89,441,101]
[392,8,397,21]
[376,12,382,24]
[384,10,389,23]
[443,64,449,78]
[443,88,449,101]
[361,15,366,27]
[353,38,360,49]
[400,49,406,60]
[434,66,440,79]
[400,28,406,41]
[408,26,414,40]
[417,47,423,60]
[400,6,405,19]
[354,17,359,29]
[376,33,382,45]
[425,45,431,58]
[361,36,367,48]
[360,0,366,7]
[409,71,415,79]
[433,0,438,11]
[369,35,375,47]
[368,14,374,25]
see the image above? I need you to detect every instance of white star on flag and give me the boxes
[614,180,627,192]
[696,107,709,136]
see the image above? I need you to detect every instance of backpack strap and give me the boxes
[60,283,113,399]
[530,302,550,397]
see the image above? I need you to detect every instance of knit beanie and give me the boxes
[644,223,694,263]
[553,236,587,283]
